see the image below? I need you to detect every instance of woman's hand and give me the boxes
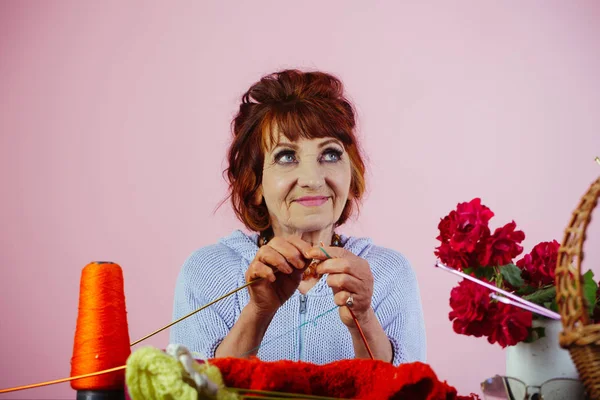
[246,236,312,316]
[306,246,375,327]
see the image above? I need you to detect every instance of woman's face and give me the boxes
[260,134,352,236]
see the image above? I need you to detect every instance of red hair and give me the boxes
[225,69,366,232]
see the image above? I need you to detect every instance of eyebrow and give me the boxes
[271,142,298,152]
[271,138,343,152]
[318,139,343,148]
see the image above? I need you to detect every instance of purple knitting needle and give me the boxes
[435,260,561,320]
[489,293,559,319]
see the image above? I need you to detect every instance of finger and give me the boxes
[333,290,355,308]
[315,257,353,276]
[305,245,349,261]
[246,261,277,283]
[257,246,294,274]
[285,236,314,263]
[267,237,309,270]
[326,272,363,293]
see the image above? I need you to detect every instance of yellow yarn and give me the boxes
[125,346,238,400]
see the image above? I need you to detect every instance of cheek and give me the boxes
[327,164,352,201]
[261,170,295,202]
[337,177,352,201]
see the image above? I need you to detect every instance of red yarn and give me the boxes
[210,357,479,400]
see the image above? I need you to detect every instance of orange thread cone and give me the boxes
[70,262,131,391]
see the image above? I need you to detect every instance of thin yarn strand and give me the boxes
[239,306,339,358]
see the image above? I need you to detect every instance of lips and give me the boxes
[294,196,329,207]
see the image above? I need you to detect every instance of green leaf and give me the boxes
[524,326,546,343]
[500,264,524,288]
[523,286,556,305]
[463,267,474,276]
[474,267,495,281]
[582,270,598,317]
[516,285,536,296]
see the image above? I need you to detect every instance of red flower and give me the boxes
[517,240,559,287]
[450,198,494,253]
[477,221,525,267]
[436,213,455,243]
[448,279,494,337]
[435,242,478,271]
[435,198,494,270]
[486,302,532,348]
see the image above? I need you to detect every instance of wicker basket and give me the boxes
[556,175,600,399]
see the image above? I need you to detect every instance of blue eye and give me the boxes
[275,150,296,164]
[321,148,343,163]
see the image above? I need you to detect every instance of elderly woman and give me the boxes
[170,69,426,366]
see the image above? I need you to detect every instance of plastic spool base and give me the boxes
[76,390,125,400]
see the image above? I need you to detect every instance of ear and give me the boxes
[253,187,263,205]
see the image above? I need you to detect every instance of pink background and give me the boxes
[1,1,600,398]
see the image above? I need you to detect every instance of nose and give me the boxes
[296,160,325,189]
[530,393,540,400]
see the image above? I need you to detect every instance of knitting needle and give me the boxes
[0,366,126,394]
[130,277,266,346]
[132,252,320,346]
[318,245,375,360]
[434,261,561,320]
[490,293,555,317]
[135,240,335,346]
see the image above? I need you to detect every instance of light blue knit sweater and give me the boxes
[169,230,427,366]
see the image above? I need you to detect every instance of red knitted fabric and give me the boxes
[210,358,479,400]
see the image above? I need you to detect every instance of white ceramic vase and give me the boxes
[505,319,584,398]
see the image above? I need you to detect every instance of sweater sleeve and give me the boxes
[169,244,242,359]
[369,248,427,366]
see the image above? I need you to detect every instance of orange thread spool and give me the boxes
[70,262,131,392]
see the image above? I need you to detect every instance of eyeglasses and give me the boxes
[481,375,587,399]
